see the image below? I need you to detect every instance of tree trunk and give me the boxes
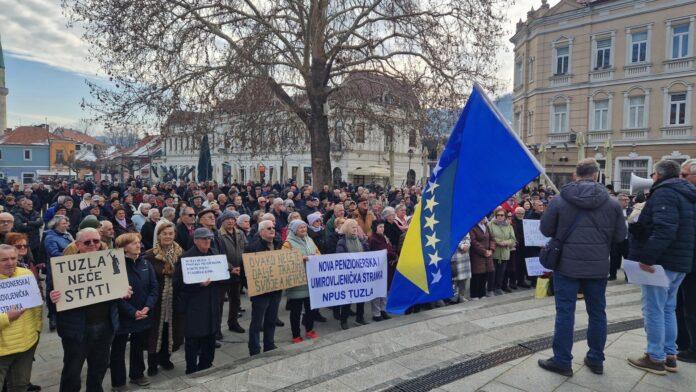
[308,98,332,188]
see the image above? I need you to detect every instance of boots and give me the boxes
[159,352,175,370]
[147,353,159,376]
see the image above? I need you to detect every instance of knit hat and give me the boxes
[79,215,101,231]
[217,210,239,228]
[288,219,307,234]
[307,211,323,227]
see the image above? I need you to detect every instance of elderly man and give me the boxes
[13,199,42,259]
[175,207,196,251]
[0,244,42,392]
[218,211,245,333]
[677,159,696,363]
[173,228,224,374]
[270,198,288,232]
[99,221,115,249]
[627,160,696,375]
[0,212,14,243]
[48,228,132,392]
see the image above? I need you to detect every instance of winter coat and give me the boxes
[144,248,184,354]
[112,217,137,238]
[368,232,397,288]
[13,209,42,250]
[174,222,194,252]
[307,228,327,254]
[282,232,319,300]
[117,256,159,334]
[0,267,42,356]
[540,179,627,279]
[488,221,516,261]
[219,227,246,283]
[628,178,696,273]
[140,219,157,251]
[44,229,73,258]
[469,225,495,274]
[335,236,368,254]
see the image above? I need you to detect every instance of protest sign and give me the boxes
[523,219,551,247]
[0,274,43,313]
[50,248,129,312]
[242,249,306,296]
[181,254,231,284]
[623,260,670,287]
[306,250,387,309]
[525,257,552,277]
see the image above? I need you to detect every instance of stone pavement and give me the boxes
[29,277,691,391]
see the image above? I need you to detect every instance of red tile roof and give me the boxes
[0,126,50,146]
[53,128,107,147]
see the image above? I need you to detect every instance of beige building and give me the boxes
[511,0,696,192]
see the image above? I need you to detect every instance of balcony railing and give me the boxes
[547,132,571,144]
[589,68,614,82]
[664,58,694,72]
[624,63,651,77]
[661,125,692,139]
[621,128,649,140]
[587,130,613,143]
[549,74,571,87]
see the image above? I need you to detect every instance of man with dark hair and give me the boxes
[677,159,696,363]
[538,158,626,377]
[13,199,42,259]
[628,159,696,374]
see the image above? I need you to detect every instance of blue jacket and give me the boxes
[628,178,696,273]
[117,256,159,334]
[43,229,73,258]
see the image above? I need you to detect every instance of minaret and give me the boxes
[0,33,8,131]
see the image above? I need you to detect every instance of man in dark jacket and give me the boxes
[175,207,196,251]
[173,228,223,374]
[677,159,696,363]
[217,211,246,333]
[246,220,283,356]
[538,158,626,377]
[627,159,696,374]
[13,198,43,258]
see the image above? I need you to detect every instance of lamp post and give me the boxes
[407,148,414,186]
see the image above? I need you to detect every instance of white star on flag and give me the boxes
[428,251,442,266]
[426,180,439,195]
[432,163,443,176]
[425,233,440,249]
[431,269,442,284]
[424,215,439,230]
[425,197,439,212]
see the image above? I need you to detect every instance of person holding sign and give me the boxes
[336,219,369,329]
[0,244,43,392]
[282,220,320,343]
[173,228,224,374]
[110,233,159,390]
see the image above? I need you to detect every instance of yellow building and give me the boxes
[511,0,696,191]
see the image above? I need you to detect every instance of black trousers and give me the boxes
[110,331,146,387]
[470,273,487,298]
[340,303,364,322]
[227,280,241,327]
[248,290,282,356]
[184,335,215,374]
[514,254,529,285]
[677,272,696,352]
[59,322,114,392]
[493,260,508,290]
[149,322,171,366]
[288,298,314,338]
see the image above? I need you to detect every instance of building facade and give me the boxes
[0,126,50,185]
[0,34,8,131]
[511,0,696,191]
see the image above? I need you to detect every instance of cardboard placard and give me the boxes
[181,254,231,284]
[0,274,43,313]
[50,248,129,312]
[242,249,306,296]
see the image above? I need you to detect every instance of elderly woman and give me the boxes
[144,221,184,376]
[110,233,159,390]
[488,207,516,296]
[79,193,92,211]
[282,220,320,343]
[307,211,326,253]
[381,207,402,253]
[281,212,301,242]
[450,234,472,303]
[469,217,496,299]
[367,222,396,321]
[44,215,75,258]
[336,219,369,329]
[132,203,151,232]
[161,206,176,224]
[112,206,137,237]
[394,205,410,233]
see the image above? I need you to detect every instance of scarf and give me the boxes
[309,225,322,233]
[345,233,364,253]
[152,242,183,353]
[116,218,127,229]
[286,230,318,256]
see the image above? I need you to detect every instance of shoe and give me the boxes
[237,312,244,318]
[130,376,151,387]
[305,330,318,339]
[458,296,469,303]
[509,285,518,290]
[538,358,573,377]
[372,316,383,322]
[627,354,666,375]
[665,355,678,373]
[27,383,41,391]
[502,287,512,293]
[314,314,328,323]
[264,345,278,352]
[494,289,503,296]
[355,318,368,325]
[577,293,585,300]
[147,366,158,376]
[381,311,391,320]
[677,350,696,363]
[215,331,223,340]
[519,282,531,289]
[341,321,350,330]
[112,386,127,392]
[275,319,285,327]
[160,360,175,370]
[214,341,222,348]
[584,357,603,375]
[228,323,245,333]
[239,307,246,312]
[292,337,304,344]
[608,276,617,281]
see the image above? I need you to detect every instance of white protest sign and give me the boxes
[525,257,552,277]
[181,254,231,284]
[306,250,387,309]
[0,274,43,313]
[623,260,670,288]
[523,219,551,247]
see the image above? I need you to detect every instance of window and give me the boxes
[186,136,190,150]
[595,38,612,70]
[514,112,521,134]
[672,24,690,59]
[0,149,3,160]
[22,173,35,185]
[526,113,534,137]
[23,149,31,161]
[619,159,649,190]
[355,124,365,143]
[628,96,646,128]
[514,60,523,87]
[555,46,569,75]
[384,128,394,152]
[552,103,568,133]
[75,144,82,151]
[631,31,648,63]
[56,150,65,165]
[408,129,417,148]
[670,93,687,125]
[593,100,609,130]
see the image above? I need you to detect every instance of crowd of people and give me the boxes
[0,158,695,391]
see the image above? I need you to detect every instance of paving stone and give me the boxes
[630,380,678,392]
[604,331,647,361]
[494,354,571,392]
[472,308,554,329]
[334,360,411,391]
[299,378,357,392]
[569,355,644,391]
[439,363,514,391]
[554,381,597,391]
[477,380,526,392]
[441,332,502,355]
[392,345,461,371]
[641,361,696,392]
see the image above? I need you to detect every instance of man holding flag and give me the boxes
[386,84,542,314]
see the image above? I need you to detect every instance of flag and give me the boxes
[386,84,543,314]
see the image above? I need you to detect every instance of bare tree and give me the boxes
[63,0,506,187]
[103,125,140,147]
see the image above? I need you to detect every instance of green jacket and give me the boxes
[488,221,515,261]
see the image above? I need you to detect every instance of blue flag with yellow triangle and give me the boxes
[386,84,543,314]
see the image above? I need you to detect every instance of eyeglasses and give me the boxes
[265,227,276,231]
[14,244,28,249]
[0,220,13,225]
[184,213,195,217]
[81,239,101,246]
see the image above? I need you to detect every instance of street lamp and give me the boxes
[407,148,414,171]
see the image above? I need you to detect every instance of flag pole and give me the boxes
[542,172,560,194]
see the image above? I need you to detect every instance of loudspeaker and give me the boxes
[630,173,653,195]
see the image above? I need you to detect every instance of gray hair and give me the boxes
[48,215,70,230]
[258,220,275,232]
[0,244,17,255]
[395,205,407,214]
[76,227,100,241]
[576,158,600,179]
[147,208,161,219]
[682,159,696,175]
[162,206,176,219]
[654,159,680,180]
[272,198,284,207]
[137,203,151,215]
[0,212,14,221]
[57,195,68,204]
[261,213,275,222]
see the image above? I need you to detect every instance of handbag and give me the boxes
[539,209,585,270]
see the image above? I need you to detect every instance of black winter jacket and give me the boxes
[117,256,159,334]
[540,180,626,279]
[628,178,696,273]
